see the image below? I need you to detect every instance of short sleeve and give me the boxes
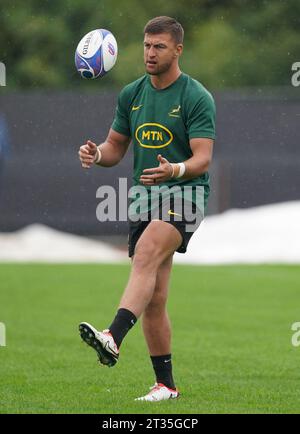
[186,91,216,140]
[111,87,131,137]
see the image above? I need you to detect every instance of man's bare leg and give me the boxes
[139,254,177,393]
[142,255,173,356]
[79,221,181,370]
[118,220,181,318]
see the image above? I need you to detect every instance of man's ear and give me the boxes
[176,44,183,56]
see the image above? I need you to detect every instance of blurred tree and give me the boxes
[0,0,299,90]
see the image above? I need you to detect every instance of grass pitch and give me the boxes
[0,263,299,414]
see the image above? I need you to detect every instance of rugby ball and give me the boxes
[75,29,118,79]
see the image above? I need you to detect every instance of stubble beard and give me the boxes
[145,60,172,76]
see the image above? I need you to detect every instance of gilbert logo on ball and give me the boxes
[75,29,118,79]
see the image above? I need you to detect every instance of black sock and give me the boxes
[150,354,176,390]
[108,308,137,348]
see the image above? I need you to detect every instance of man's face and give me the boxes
[144,32,181,75]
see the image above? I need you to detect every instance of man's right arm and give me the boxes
[78,128,131,169]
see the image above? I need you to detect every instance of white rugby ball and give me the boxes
[75,29,118,79]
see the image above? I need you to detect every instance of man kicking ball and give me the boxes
[78,16,215,402]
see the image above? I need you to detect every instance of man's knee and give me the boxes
[133,240,164,270]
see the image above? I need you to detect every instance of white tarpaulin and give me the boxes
[174,201,300,264]
[0,224,126,263]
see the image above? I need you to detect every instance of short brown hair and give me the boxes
[144,16,184,45]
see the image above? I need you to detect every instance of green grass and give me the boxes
[0,264,300,414]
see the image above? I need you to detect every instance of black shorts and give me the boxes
[128,197,203,257]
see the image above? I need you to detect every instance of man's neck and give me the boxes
[150,66,182,90]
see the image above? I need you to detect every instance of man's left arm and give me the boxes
[180,137,213,179]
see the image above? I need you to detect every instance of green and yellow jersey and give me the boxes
[112,72,216,211]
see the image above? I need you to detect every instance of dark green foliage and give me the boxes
[0,0,299,89]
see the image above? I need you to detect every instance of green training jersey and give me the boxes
[111,72,216,211]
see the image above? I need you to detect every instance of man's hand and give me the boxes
[78,140,98,169]
[140,154,173,185]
